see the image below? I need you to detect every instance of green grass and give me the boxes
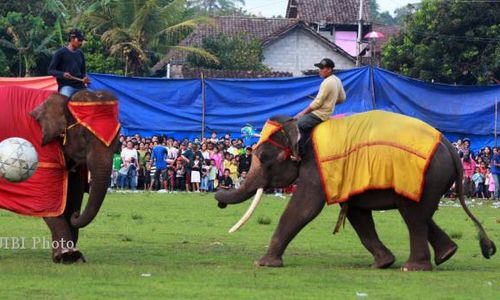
[0,192,499,299]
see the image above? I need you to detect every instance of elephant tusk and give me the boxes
[228,188,264,233]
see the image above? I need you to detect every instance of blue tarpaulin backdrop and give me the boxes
[88,67,500,151]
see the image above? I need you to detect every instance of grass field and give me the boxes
[0,192,498,299]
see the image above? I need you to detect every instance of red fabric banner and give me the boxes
[0,76,57,91]
[67,101,120,147]
[0,86,67,217]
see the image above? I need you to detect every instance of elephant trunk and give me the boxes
[70,156,112,228]
[215,156,267,205]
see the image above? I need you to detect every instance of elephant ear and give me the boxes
[282,120,301,159]
[30,93,68,146]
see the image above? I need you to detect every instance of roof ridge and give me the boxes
[214,16,297,21]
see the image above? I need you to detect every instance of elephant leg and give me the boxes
[397,200,433,271]
[64,170,85,245]
[43,216,85,263]
[428,220,458,266]
[347,207,395,269]
[43,171,85,264]
[256,183,325,267]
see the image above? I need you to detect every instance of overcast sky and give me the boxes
[242,0,419,17]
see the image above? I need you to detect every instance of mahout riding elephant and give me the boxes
[0,86,120,263]
[215,111,496,271]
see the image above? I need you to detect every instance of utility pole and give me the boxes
[356,0,364,67]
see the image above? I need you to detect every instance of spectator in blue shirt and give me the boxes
[150,139,168,191]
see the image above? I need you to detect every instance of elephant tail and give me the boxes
[446,139,496,259]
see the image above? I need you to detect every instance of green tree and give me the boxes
[83,33,125,75]
[83,0,217,76]
[381,0,500,84]
[188,0,245,15]
[0,48,9,76]
[393,4,418,25]
[0,12,54,76]
[370,0,396,25]
[187,33,268,71]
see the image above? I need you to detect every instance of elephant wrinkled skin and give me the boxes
[215,115,496,271]
[29,90,119,263]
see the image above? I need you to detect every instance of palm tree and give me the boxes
[83,0,217,76]
[0,12,54,76]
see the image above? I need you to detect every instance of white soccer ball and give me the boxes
[0,137,39,182]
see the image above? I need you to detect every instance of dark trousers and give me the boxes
[175,177,185,190]
[297,113,323,134]
[297,113,323,152]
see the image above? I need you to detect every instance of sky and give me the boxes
[242,0,419,18]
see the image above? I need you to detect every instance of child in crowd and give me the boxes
[208,159,218,192]
[235,171,247,189]
[487,168,495,199]
[228,157,239,183]
[175,157,186,191]
[223,152,232,173]
[127,157,138,191]
[112,152,122,188]
[484,167,492,198]
[200,159,210,192]
[210,146,224,176]
[191,154,202,192]
[118,159,130,189]
[166,167,176,192]
[479,161,487,176]
[143,152,152,190]
[218,169,233,190]
[471,167,484,198]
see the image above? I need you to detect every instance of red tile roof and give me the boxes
[286,0,371,24]
[152,16,355,71]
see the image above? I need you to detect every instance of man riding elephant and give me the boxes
[48,29,91,98]
[294,58,346,158]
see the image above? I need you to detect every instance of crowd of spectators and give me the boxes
[454,138,500,200]
[113,132,253,193]
[112,132,499,201]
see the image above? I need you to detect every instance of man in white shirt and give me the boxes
[121,141,138,163]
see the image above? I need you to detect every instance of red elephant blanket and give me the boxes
[312,110,441,204]
[0,86,68,217]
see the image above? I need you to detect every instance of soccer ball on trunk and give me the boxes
[0,137,38,182]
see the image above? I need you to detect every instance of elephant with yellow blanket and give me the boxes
[215,111,496,271]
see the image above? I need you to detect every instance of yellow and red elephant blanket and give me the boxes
[312,110,441,204]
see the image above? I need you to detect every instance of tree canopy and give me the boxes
[186,33,268,71]
[381,0,500,85]
[0,0,217,77]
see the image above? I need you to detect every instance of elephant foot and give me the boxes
[372,253,396,269]
[401,261,432,271]
[255,255,284,267]
[53,248,86,264]
[434,244,458,266]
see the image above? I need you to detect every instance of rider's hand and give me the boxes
[83,76,91,85]
[63,72,72,79]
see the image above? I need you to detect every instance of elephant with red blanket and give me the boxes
[0,86,120,263]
